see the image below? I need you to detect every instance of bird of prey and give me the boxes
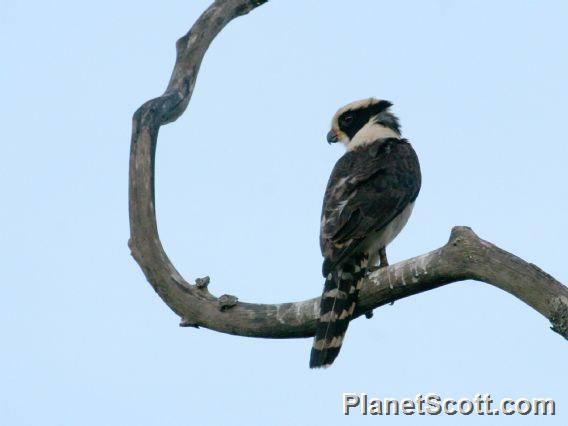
[310,98,421,368]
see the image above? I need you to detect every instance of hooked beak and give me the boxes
[327,129,339,144]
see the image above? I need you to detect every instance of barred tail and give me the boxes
[309,257,367,368]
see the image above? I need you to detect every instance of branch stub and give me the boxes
[218,294,239,311]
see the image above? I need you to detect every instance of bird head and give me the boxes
[327,98,401,150]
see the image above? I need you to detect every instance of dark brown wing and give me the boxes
[320,138,421,274]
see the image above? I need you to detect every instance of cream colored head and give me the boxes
[327,98,401,150]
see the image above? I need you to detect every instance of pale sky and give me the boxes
[1,1,567,425]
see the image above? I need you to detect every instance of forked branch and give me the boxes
[128,0,568,341]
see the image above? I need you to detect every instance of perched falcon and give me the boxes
[310,98,421,368]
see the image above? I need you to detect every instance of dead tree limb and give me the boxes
[128,0,568,341]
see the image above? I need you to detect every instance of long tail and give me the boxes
[310,255,367,368]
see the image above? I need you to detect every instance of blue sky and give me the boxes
[1,0,567,424]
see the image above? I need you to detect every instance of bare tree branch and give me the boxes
[128,0,568,341]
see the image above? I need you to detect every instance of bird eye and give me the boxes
[341,114,354,127]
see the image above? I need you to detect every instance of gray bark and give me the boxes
[128,0,568,341]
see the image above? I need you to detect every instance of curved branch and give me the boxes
[128,0,568,341]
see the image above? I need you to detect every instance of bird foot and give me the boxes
[366,263,388,275]
[367,266,380,274]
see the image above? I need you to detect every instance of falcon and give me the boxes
[310,98,421,368]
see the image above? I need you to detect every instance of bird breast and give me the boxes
[363,202,415,255]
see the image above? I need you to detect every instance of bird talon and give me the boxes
[367,266,380,274]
